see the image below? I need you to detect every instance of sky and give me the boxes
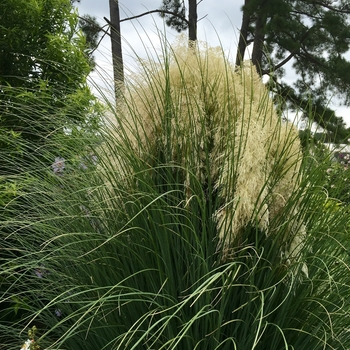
[76,1,244,88]
[75,0,350,125]
[76,0,243,60]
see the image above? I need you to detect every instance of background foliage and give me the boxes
[0,0,101,175]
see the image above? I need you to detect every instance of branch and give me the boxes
[78,16,110,37]
[262,50,298,75]
[104,17,116,30]
[89,30,109,56]
[299,49,328,69]
[261,25,315,75]
[118,10,189,25]
[311,1,350,14]
[198,14,208,22]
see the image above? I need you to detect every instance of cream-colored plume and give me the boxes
[108,37,304,260]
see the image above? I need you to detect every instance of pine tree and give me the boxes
[159,0,198,41]
[69,1,104,71]
[236,0,350,143]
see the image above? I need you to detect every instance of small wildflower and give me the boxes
[79,205,90,215]
[55,309,62,317]
[79,153,98,170]
[20,339,33,350]
[51,157,65,175]
[21,326,40,350]
[34,265,48,278]
[65,294,71,303]
[79,161,88,170]
[34,269,44,278]
[91,154,98,165]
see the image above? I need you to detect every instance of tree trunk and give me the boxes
[188,0,197,42]
[109,0,124,98]
[235,0,251,67]
[251,3,268,75]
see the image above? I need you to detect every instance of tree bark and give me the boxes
[251,2,268,75]
[188,0,197,42]
[108,0,124,98]
[235,0,251,67]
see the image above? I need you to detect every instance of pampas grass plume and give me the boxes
[108,36,304,259]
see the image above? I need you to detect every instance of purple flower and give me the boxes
[79,162,88,170]
[34,265,48,278]
[79,153,98,170]
[55,309,62,317]
[34,269,44,278]
[91,155,98,165]
[79,205,90,215]
[52,157,65,175]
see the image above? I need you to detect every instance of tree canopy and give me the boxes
[236,0,350,142]
[0,0,92,89]
[0,0,101,174]
[159,0,198,41]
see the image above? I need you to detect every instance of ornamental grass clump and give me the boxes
[110,38,304,260]
[2,35,350,350]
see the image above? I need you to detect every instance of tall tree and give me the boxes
[108,0,124,97]
[104,0,200,100]
[159,0,198,41]
[236,0,350,143]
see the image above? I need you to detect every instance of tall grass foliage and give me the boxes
[1,35,350,349]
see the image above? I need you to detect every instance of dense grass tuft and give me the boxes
[1,36,350,349]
